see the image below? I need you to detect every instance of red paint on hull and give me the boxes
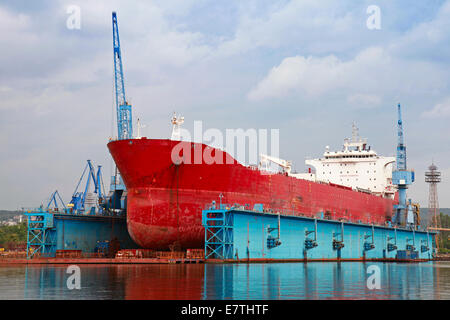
[108,139,396,249]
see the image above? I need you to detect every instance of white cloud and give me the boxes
[390,1,450,61]
[347,93,381,108]
[422,98,450,118]
[247,54,340,100]
[247,46,447,102]
[247,47,388,101]
[0,7,30,32]
[0,86,12,93]
[217,0,358,56]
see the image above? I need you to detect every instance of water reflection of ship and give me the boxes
[21,263,442,299]
[121,265,204,300]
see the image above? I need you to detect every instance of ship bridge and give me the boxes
[295,124,396,198]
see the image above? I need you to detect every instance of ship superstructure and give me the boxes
[295,124,395,198]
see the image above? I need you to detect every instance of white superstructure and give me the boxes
[294,124,396,198]
[171,112,185,141]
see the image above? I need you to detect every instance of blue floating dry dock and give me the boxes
[202,205,437,262]
[24,207,137,259]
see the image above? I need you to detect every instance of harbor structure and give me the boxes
[202,204,435,262]
[392,104,415,227]
[12,12,438,264]
[425,163,442,249]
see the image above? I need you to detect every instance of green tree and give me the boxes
[439,212,450,252]
[0,223,27,249]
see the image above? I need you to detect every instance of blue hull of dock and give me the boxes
[25,209,138,258]
[53,214,138,252]
[203,209,436,261]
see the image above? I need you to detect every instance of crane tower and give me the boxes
[392,103,415,226]
[425,163,442,248]
[112,12,133,140]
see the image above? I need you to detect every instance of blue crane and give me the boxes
[46,190,66,211]
[112,12,133,140]
[396,103,407,170]
[392,103,415,226]
[107,12,129,215]
[69,160,105,214]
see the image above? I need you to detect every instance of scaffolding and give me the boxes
[25,207,57,259]
[202,209,234,259]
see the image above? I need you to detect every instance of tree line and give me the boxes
[0,223,27,250]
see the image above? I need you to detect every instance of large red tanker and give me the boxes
[107,138,396,249]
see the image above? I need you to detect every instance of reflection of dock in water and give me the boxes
[18,262,445,300]
[201,262,440,300]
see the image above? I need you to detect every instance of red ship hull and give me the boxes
[108,139,395,249]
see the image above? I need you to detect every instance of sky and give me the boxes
[0,0,449,209]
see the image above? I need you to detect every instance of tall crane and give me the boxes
[108,12,129,214]
[112,12,133,140]
[392,103,415,226]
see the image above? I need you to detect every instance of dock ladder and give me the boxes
[24,207,57,259]
[202,208,234,259]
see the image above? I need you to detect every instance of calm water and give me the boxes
[0,262,449,300]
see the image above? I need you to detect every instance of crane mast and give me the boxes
[259,154,292,174]
[112,12,133,140]
[392,103,415,226]
[108,12,129,215]
[396,103,406,170]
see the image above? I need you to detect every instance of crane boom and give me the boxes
[112,12,133,140]
[259,154,292,174]
[396,103,406,170]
